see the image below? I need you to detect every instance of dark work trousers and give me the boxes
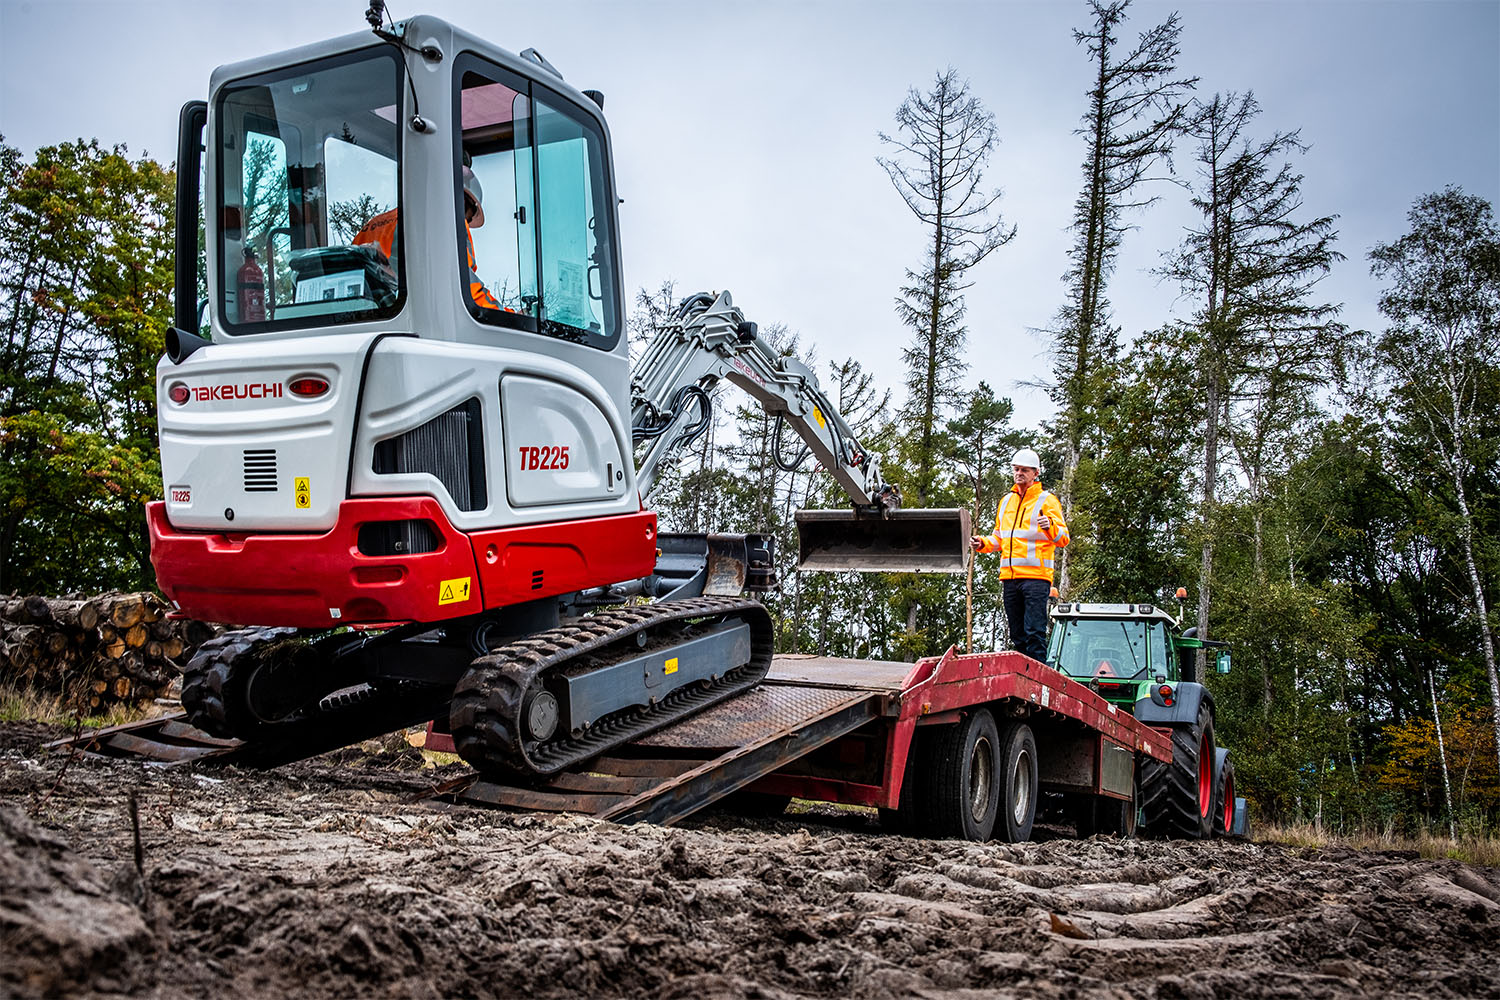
[1003,578,1051,662]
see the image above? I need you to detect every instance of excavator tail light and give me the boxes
[289,376,330,398]
[168,383,190,405]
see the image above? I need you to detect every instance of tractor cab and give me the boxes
[1046,601,1232,712]
[1047,603,1177,708]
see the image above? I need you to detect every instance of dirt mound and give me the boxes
[0,805,155,997]
[3,726,1498,998]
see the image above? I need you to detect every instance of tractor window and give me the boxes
[1146,622,1170,678]
[215,47,403,331]
[1048,619,1150,682]
[454,54,620,351]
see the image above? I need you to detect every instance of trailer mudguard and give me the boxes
[1133,681,1213,728]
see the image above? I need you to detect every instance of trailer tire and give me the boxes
[929,708,1002,841]
[1140,702,1215,839]
[1073,790,1136,839]
[995,722,1038,843]
[880,727,933,835]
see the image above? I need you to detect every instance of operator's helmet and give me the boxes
[1012,447,1042,473]
[462,166,485,228]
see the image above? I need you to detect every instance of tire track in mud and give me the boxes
[2,727,1497,999]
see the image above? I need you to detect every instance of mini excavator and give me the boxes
[149,8,969,779]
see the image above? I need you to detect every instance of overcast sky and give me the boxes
[2,0,1497,434]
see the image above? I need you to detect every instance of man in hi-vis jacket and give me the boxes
[970,448,1070,662]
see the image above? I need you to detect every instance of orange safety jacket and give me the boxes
[974,481,1070,582]
[352,210,501,311]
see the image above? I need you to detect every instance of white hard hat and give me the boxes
[462,166,485,228]
[1012,448,1042,473]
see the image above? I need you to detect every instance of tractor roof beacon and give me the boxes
[150,12,970,781]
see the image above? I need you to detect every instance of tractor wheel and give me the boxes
[1139,701,1215,838]
[928,708,1003,841]
[1213,757,1236,837]
[995,722,1038,843]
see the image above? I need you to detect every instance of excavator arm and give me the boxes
[630,291,969,573]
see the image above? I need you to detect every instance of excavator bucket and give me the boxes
[794,508,972,574]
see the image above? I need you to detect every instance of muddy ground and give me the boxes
[2,721,1497,1000]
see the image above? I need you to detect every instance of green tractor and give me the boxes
[1046,600,1250,839]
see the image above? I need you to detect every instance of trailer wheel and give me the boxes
[880,727,933,835]
[1140,701,1215,838]
[1213,757,1236,837]
[995,722,1038,843]
[929,708,1002,841]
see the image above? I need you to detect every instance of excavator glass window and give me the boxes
[456,55,620,350]
[214,47,403,331]
[1048,618,1150,681]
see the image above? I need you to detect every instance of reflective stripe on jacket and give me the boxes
[975,482,1069,581]
[465,227,501,310]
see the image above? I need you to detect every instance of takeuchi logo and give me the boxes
[190,383,285,402]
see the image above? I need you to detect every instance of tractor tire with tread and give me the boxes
[1140,701,1215,839]
[1213,757,1237,837]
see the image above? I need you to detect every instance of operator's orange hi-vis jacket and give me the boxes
[973,481,1070,582]
[352,210,501,311]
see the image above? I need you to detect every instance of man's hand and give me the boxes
[1038,514,1052,531]
[970,536,985,552]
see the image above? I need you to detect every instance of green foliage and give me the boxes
[0,138,173,593]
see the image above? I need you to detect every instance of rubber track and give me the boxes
[1139,704,1210,839]
[450,596,774,779]
[180,626,299,739]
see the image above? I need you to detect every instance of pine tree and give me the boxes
[1051,0,1196,595]
[878,70,1014,504]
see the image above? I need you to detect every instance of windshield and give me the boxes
[216,48,402,331]
[1048,618,1150,682]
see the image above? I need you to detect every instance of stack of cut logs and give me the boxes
[0,593,223,711]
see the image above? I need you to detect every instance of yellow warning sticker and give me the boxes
[294,477,311,509]
[438,577,472,605]
[813,406,826,429]
[664,657,679,675]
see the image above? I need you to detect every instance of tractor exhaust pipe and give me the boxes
[795,508,971,574]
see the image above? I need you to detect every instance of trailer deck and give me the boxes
[50,649,1174,833]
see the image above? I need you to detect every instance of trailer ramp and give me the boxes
[435,656,912,824]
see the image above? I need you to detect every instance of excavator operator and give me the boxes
[352,161,500,311]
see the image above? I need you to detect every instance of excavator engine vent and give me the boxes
[357,520,441,557]
[373,399,487,511]
[243,449,278,492]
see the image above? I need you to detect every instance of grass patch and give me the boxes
[0,680,163,729]
[1259,821,1500,866]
